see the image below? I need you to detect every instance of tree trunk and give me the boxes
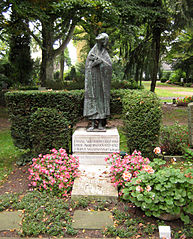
[39,20,55,87]
[60,50,65,82]
[150,27,161,92]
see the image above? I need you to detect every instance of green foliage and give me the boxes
[16,191,77,237]
[0,57,13,90]
[111,79,144,90]
[123,167,193,224]
[183,148,193,162]
[8,9,33,86]
[5,90,84,151]
[5,89,124,152]
[63,80,85,90]
[29,108,71,155]
[149,157,166,172]
[160,72,171,83]
[169,69,185,84]
[122,90,162,158]
[0,129,24,183]
[6,89,161,160]
[0,193,19,211]
[73,197,90,208]
[160,123,189,155]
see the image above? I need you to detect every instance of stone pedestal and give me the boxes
[188,103,193,146]
[72,127,120,165]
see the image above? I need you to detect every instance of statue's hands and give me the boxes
[89,53,97,61]
[91,56,102,67]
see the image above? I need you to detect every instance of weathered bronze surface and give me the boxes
[83,33,112,131]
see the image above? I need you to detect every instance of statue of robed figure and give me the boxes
[83,33,112,131]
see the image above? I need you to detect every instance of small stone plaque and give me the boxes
[0,211,22,231]
[72,210,114,229]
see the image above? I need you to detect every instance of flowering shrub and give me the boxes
[105,151,154,192]
[176,96,193,106]
[123,167,193,224]
[28,148,79,197]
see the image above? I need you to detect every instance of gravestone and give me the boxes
[72,210,114,229]
[72,127,119,165]
[188,102,193,146]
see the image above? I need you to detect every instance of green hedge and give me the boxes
[122,90,162,158]
[6,89,161,158]
[5,90,123,151]
[6,90,84,150]
[29,108,71,155]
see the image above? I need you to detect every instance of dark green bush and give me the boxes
[29,108,71,155]
[0,90,8,107]
[122,90,162,158]
[63,80,84,90]
[160,123,189,155]
[111,79,144,90]
[6,90,84,150]
[18,86,39,90]
[160,78,167,83]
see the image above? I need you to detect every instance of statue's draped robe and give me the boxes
[83,44,112,119]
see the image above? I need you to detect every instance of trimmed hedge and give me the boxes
[122,90,162,158]
[6,90,123,151]
[29,108,71,155]
[6,90,84,150]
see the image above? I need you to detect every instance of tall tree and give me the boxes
[9,0,111,87]
[8,5,33,85]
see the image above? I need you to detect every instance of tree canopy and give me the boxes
[0,0,193,90]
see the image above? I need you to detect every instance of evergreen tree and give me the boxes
[9,7,33,85]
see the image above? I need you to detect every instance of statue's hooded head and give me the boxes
[96,33,109,47]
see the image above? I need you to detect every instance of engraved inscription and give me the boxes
[73,137,119,152]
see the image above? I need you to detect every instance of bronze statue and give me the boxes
[83,33,112,131]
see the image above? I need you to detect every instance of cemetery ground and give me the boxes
[0,84,192,238]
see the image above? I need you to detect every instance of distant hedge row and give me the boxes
[6,89,161,158]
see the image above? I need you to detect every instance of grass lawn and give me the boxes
[143,81,193,98]
[0,129,23,184]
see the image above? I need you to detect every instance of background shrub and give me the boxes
[159,123,189,155]
[29,108,71,155]
[122,90,162,158]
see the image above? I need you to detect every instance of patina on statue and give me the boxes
[83,33,112,131]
